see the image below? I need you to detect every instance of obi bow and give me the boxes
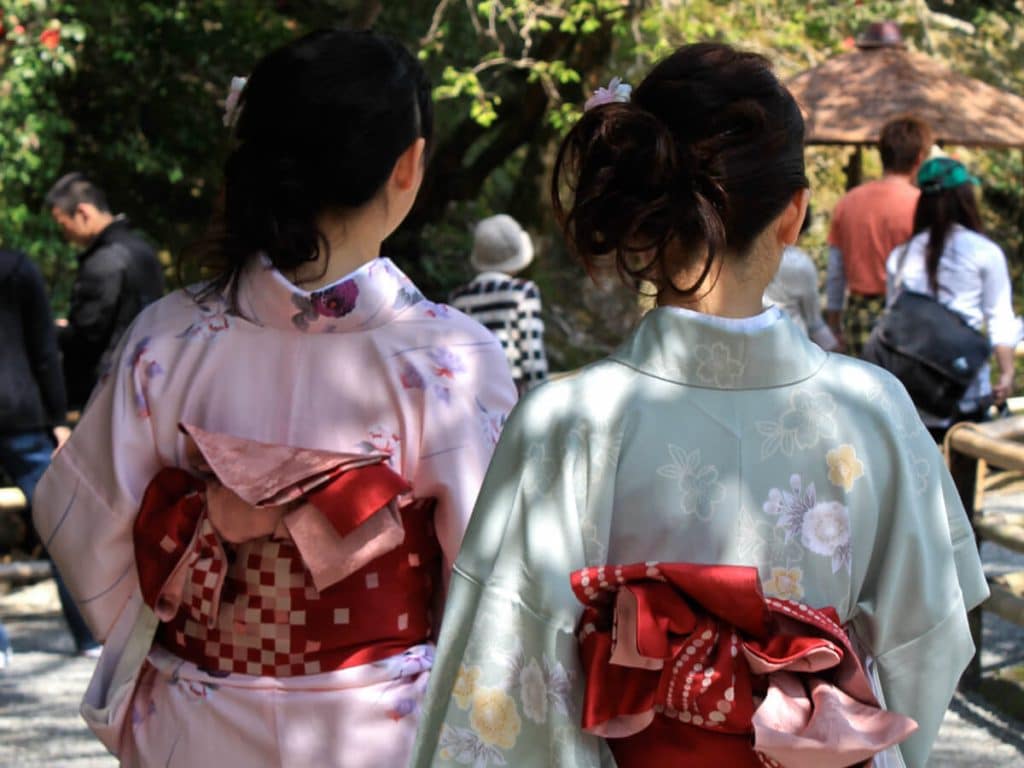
[571,562,917,768]
[134,424,411,626]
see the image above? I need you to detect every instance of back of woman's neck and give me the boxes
[288,212,384,290]
[659,270,767,318]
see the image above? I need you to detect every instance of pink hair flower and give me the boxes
[223,76,247,128]
[584,76,632,111]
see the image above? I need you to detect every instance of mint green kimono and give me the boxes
[411,307,988,768]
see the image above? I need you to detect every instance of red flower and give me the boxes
[39,27,60,49]
[841,36,856,50]
[14,25,25,35]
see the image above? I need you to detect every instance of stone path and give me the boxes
[1,562,1022,767]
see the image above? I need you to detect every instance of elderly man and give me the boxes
[46,172,164,408]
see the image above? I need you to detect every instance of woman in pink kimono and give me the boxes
[32,29,516,767]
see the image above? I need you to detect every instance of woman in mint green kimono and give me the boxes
[412,44,987,768]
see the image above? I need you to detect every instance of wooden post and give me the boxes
[947,441,982,689]
[845,145,863,190]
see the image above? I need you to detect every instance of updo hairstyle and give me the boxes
[198,28,432,297]
[552,43,808,297]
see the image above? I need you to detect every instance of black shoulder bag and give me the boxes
[862,286,990,418]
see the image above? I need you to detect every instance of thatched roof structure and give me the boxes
[786,45,1024,148]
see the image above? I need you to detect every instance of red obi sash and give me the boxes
[571,562,917,768]
[133,426,441,677]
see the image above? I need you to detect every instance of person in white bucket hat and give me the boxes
[452,214,549,393]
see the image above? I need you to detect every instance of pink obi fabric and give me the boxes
[571,562,917,768]
[133,425,440,677]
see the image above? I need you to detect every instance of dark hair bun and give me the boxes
[197,28,432,296]
[553,42,807,297]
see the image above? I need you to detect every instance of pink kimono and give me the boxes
[32,256,517,767]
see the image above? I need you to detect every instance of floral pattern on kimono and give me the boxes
[410,307,987,768]
[177,291,232,340]
[32,254,517,768]
[398,346,472,404]
[126,337,163,418]
[430,588,601,768]
[763,474,852,575]
[656,445,726,520]
[756,390,839,459]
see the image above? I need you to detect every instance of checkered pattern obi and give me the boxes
[136,466,440,678]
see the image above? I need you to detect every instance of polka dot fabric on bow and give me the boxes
[570,561,917,768]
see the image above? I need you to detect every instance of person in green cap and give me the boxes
[885,156,1020,435]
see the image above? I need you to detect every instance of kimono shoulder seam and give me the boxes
[604,355,830,391]
[451,564,577,633]
[49,446,127,519]
[872,595,968,662]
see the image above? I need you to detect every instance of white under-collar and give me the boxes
[662,304,784,332]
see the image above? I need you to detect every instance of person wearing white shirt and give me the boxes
[886,156,1019,429]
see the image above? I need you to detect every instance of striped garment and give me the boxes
[450,272,548,391]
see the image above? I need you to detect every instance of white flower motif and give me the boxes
[860,376,927,438]
[522,443,559,495]
[911,452,930,496]
[570,422,621,565]
[763,476,851,573]
[735,507,804,567]
[762,487,785,517]
[656,445,726,520]
[762,474,817,543]
[438,724,506,765]
[800,500,851,574]
[694,342,745,387]
[757,390,838,459]
[584,76,632,111]
[543,657,573,717]
[519,658,548,724]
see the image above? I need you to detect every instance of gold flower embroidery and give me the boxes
[762,567,804,601]
[452,664,481,710]
[826,444,864,492]
[469,687,522,749]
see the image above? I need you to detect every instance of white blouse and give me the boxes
[886,225,1019,348]
[886,225,1021,410]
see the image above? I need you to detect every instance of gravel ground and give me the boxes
[0,538,1022,767]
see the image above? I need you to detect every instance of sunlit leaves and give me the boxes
[420,0,628,129]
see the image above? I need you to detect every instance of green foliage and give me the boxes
[54,1,297,300]
[5,0,1024,349]
[416,0,628,132]
[0,0,82,307]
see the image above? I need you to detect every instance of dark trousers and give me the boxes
[0,430,98,652]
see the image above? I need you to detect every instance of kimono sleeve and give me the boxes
[412,336,517,574]
[410,393,614,768]
[850,388,988,768]
[32,324,163,642]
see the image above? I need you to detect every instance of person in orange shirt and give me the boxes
[825,116,932,355]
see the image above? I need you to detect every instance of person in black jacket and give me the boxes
[46,172,164,408]
[0,249,98,656]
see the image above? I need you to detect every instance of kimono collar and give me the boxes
[235,255,425,333]
[610,306,828,389]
